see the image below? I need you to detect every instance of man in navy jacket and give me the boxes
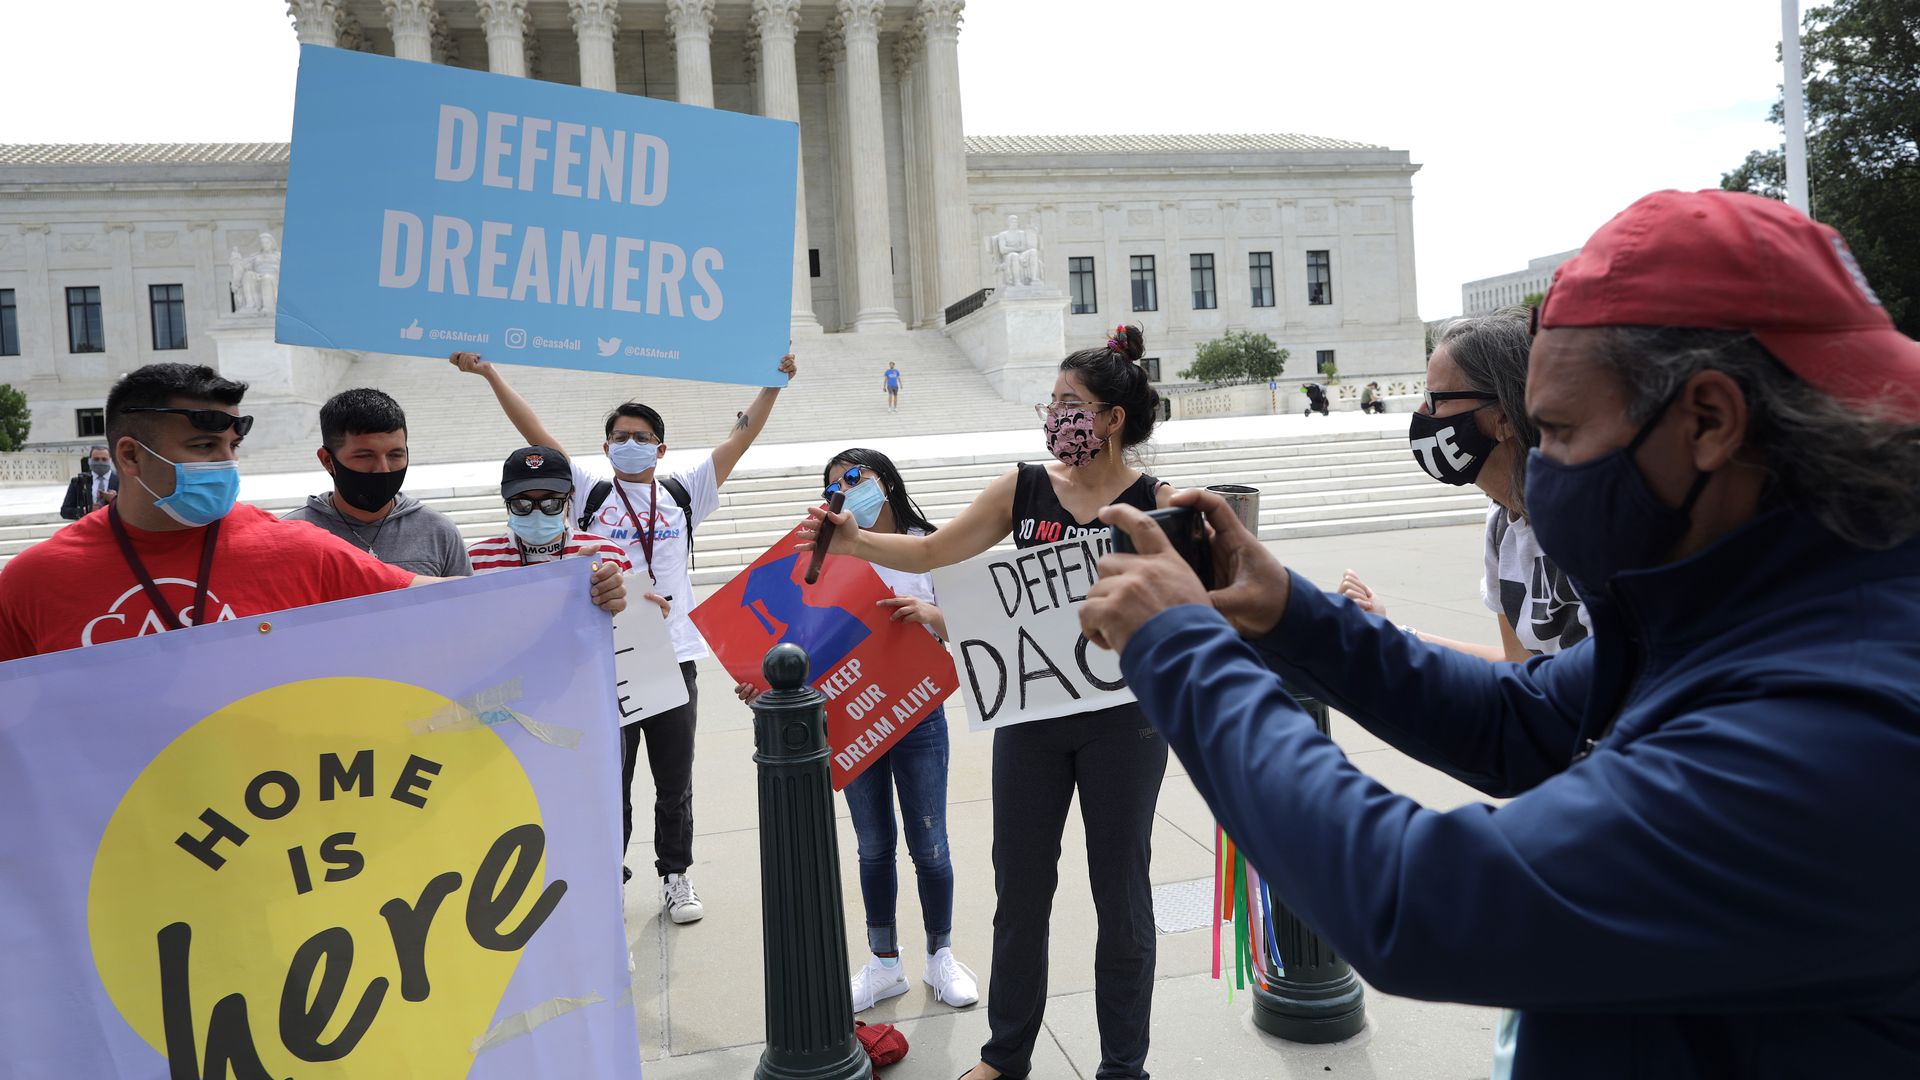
[1080,191,1920,1078]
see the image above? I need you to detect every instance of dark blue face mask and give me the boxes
[1524,394,1713,597]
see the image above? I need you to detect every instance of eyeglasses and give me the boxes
[506,495,568,516]
[120,407,255,437]
[823,465,873,499]
[1033,400,1111,421]
[1421,390,1499,415]
[607,432,661,445]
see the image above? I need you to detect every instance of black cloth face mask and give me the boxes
[1408,405,1498,485]
[327,453,408,513]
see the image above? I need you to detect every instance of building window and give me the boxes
[1307,251,1333,305]
[1250,252,1275,308]
[67,286,104,353]
[1140,356,1161,382]
[1190,253,1217,310]
[1317,349,1337,376]
[1069,257,1097,315]
[808,249,821,279]
[0,289,17,356]
[76,408,106,438]
[150,284,187,350]
[1129,255,1158,312]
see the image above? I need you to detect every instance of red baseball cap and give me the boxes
[1540,189,1920,421]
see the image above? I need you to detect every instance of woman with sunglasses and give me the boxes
[800,326,1171,1080]
[741,448,980,1015]
[1339,308,1591,660]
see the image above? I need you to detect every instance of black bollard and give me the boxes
[1250,691,1368,1044]
[752,643,873,1080]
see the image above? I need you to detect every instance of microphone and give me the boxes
[805,491,846,585]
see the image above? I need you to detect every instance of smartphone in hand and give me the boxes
[1109,506,1215,588]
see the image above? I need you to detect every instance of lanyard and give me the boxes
[612,479,658,583]
[107,504,220,632]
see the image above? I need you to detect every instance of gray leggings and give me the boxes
[980,704,1168,1079]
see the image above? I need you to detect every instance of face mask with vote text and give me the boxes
[1407,407,1497,486]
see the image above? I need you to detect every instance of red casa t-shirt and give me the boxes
[0,503,416,663]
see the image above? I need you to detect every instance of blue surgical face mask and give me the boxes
[133,441,240,527]
[841,476,888,529]
[508,506,569,546]
[608,437,661,476]
[1523,395,1712,597]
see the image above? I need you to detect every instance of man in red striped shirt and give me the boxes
[469,445,641,574]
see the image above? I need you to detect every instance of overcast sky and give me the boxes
[3,0,1799,320]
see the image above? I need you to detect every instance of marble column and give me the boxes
[917,0,971,315]
[822,31,857,330]
[893,28,929,327]
[287,0,340,46]
[666,0,716,108]
[568,0,620,91]
[837,0,902,331]
[477,0,529,76]
[382,0,435,62]
[1394,195,1421,324]
[752,0,821,331]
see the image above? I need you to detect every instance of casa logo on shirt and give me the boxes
[592,504,680,543]
[81,579,239,646]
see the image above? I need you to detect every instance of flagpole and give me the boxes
[1781,0,1811,214]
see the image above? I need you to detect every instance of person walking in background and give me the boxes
[60,444,118,520]
[802,325,1171,1080]
[283,388,471,577]
[1339,311,1589,661]
[883,362,904,411]
[454,348,797,926]
[741,447,979,1015]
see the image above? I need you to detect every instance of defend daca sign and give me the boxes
[691,525,957,789]
[277,44,798,387]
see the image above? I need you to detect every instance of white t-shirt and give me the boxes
[572,455,720,662]
[1480,501,1591,656]
[870,529,941,638]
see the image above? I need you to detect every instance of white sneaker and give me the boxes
[850,955,909,1013]
[923,947,980,1007]
[661,873,704,924]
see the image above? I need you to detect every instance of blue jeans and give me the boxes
[841,706,954,956]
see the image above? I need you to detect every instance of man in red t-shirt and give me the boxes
[0,363,627,663]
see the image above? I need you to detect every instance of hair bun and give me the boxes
[1104,324,1146,364]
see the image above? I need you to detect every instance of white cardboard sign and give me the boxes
[932,536,1134,731]
[610,572,690,725]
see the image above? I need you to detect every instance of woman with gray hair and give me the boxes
[1338,308,1590,659]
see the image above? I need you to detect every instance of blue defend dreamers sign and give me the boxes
[277,45,799,388]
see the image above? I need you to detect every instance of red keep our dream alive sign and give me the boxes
[691,524,958,789]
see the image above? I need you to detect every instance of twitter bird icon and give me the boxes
[597,336,622,357]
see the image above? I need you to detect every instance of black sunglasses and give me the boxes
[506,495,569,516]
[823,465,870,499]
[121,407,255,437]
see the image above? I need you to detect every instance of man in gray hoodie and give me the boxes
[283,388,472,577]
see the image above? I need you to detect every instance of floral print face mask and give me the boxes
[1044,407,1107,467]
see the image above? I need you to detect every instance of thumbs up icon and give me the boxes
[400,319,424,341]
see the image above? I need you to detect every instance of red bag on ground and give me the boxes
[855,1020,909,1066]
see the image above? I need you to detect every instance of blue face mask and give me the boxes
[841,476,888,529]
[1523,396,1712,597]
[508,507,569,547]
[608,437,661,476]
[133,442,240,527]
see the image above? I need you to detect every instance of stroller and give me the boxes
[1301,382,1330,418]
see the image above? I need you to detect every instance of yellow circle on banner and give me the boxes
[87,677,550,1075]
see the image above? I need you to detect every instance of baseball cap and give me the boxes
[501,445,573,499]
[1541,189,1920,421]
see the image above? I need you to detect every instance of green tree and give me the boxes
[0,384,29,452]
[1521,291,1546,308]
[1180,330,1288,385]
[1722,0,1919,335]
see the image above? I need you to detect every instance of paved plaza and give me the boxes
[630,521,1505,1079]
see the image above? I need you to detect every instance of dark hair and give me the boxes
[1435,308,1537,515]
[605,402,665,442]
[320,387,407,452]
[1060,324,1159,454]
[822,448,938,534]
[105,363,247,443]
[1597,327,1920,549]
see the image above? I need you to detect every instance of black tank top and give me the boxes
[1012,462,1163,551]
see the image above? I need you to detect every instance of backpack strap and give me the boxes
[578,479,613,531]
[659,475,696,568]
